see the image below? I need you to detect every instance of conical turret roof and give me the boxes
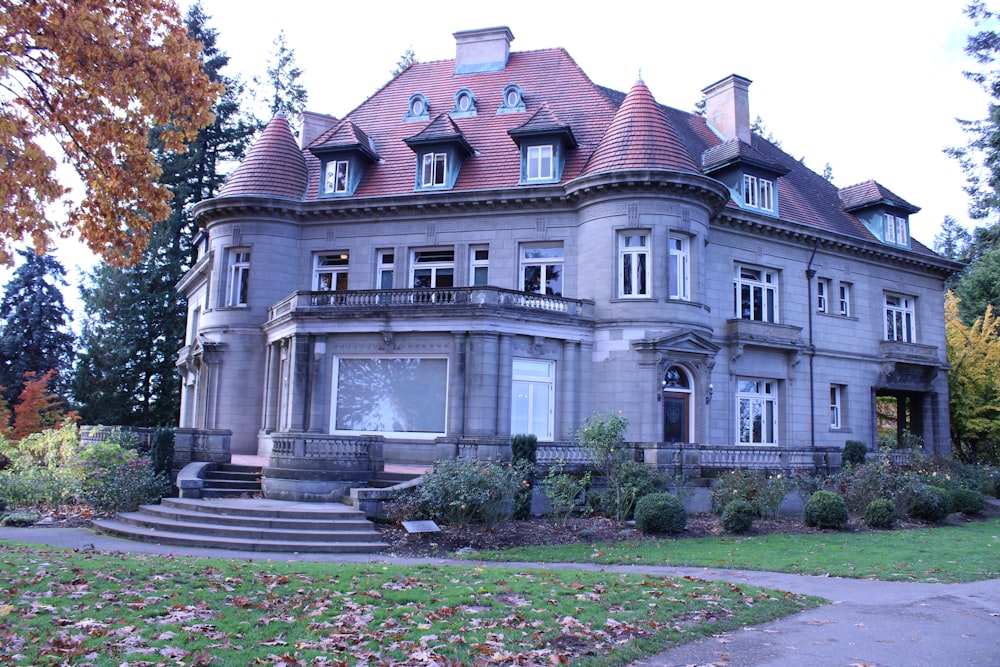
[219,115,308,200]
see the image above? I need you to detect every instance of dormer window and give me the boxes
[452,89,477,116]
[421,152,448,187]
[498,84,526,113]
[884,213,909,247]
[743,174,774,212]
[406,94,430,121]
[526,145,553,181]
[508,104,575,185]
[323,160,350,195]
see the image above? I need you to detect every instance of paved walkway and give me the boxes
[1,525,997,667]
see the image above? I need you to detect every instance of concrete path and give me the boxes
[1,526,998,667]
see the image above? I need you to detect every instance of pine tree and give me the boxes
[391,47,417,77]
[72,3,255,427]
[0,248,74,404]
[261,31,308,120]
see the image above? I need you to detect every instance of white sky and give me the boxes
[6,0,991,318]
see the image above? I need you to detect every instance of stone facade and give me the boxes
[176,27,958,500]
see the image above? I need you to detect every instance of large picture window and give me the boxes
[511,359,554,440]
[734,264,777,322]
[618,231,649,297]
[520,244,563,296]
[411,249,455,288]
[737,378,777,445]
[333,358,447,434]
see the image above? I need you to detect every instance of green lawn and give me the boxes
[465,518,1000,583]
[0,542,821,666]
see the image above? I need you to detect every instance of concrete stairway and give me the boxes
[200,463,262,498]
[92,497,389,553]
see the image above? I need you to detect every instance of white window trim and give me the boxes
[324,160,350,195]
[315,252,349,291]
[669,234,690,300]
[758,178,774,212]
[839,283,852,317]
[884,293,916,343]
[469,245,489,286]
[884,213,909,246]
[377,250,395,290]
[421,152,447,187]
[743,174,758,207]
[225,248,250,307]
[410,248,455,289]
[816,278,830,313]
[526,144,554,181]
[520,244,564,296]
[830,384,843,429]
[618,231,650,298]
[736,378,778,445]
[511,358,555,441]
[733,264,778,323]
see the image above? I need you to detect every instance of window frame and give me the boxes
[410,248,455,289]
[469,245,489,286]
[421,152,448,188]
[816,278,830,313]
[758,177,774,212]
[733,264,778,323]
[510,358,555,441]
[377,250,395,290]
[314,252,349,292]
[830,384,844,430]
[618,231,650,298]
[323,160,350,195]
[669,234,690,300]
[224,248,251,308]
[884,293,916,343]
[736,378,778,445]
[839,282,852,317]
[519,243,564,296]
[884,213,909,247]
[526,144,554,181]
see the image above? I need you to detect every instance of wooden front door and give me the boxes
[663,392,689,443]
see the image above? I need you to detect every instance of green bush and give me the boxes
[0,465,81,506]
[81,458,172,515]
[711,470,788,519]
[907,484,953,522]
[829,458,919,515]
[405,457,532,528]
[951,488,986,515]
[577,411,637,522]
[150,428,175,477]
[720,499,755,533]
[864,498,898,529]
[634,492,686,535]
[0,496,7,512]
[510,434,538,464]
[590,459,663,522]
[804,490,849,530]
[0,511,39,526]
[842,440,867,466]
[543,460,591,527]
[510,434,538,520]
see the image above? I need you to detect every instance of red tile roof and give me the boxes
[218,115,307,200]
[583,79,698,175]
[839,180,921,214]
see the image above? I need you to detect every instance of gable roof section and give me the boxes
[310,120,379,162]
[508,103,577,147]
[839,180,921,214]
[702,138,790,175]
[404,113,475,155]
[218,115,307,200]
[583,79,698,176]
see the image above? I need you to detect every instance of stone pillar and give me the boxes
[465,332,500,435]
[560,340,579,440]
[578,341,594,431]
[496,333,513,437]
[262,343,280,432]
[308,338,327,432]
[288,334,311,431]
[450,332,467,437]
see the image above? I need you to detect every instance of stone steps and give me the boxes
[92,497,389,553]
[201,464,262,498]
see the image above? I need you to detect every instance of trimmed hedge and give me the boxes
[804,490,849,530]
[951,488,986,515]
[634,492,687,535]
[864,498,898,529]
[720,499,755,533]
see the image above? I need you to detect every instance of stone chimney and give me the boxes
[454,26,514,74]
[299,111,338,149]
[701,74,752,144]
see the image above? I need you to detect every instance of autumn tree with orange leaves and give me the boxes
[0,0,221,266]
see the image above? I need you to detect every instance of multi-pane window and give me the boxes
[830,384,844,429]
[743,175,775,212]
[618,232,650,298]
[511,359,554,441]
[884,213,909,246]
[669,234,690,300]
[470,246,489,286]
[421,153,447,187]
[839,283,852,317]
[411,249,455,288]
[733,264,777,322]
[225,249,250,307]
[324,160,349,195]
[377,250,395,289]
[816,278,830,313]
[885,294,915,342]
[737,378,777,445]
[315,253,349,291]
[526,145,553,181]
[520,244,563,296]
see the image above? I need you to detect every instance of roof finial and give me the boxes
[638,68,643,82]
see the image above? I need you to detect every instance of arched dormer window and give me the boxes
[405,93,430,121]
[452,89,477,117]
[498,84,526,114]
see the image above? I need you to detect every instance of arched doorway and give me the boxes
[662,365,693,443]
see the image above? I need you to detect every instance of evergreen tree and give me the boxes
[72,2,255,427]
[391,47,417,77]
[935,215,973,261]
[260,31,308,121]
[0,248,74,404]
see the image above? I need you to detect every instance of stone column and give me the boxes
[262,343,280,432]
[288,334,311,431]
[465,332,500,435]
[449,332,467,438]
[560,340,579,440]
[496,333,513,437]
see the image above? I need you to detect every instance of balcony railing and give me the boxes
[269,433,383,473]
[267,287,594,322]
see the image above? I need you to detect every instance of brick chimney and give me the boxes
[454,27,514,74]
[299,111,338,149]
[701,74,752,144]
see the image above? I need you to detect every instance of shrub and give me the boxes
[0,464,80,506]
[150,428,175,477]
[510,434,538,520]
[907,484,953,522]
[0,496,7,512]
[720,499,755,533]
[0,511,39,527]
[951,488,986,515]
[405,457,532,528]
[829,458,919,515]
[864,498,898,529]
[81,458,172,515]
[842,440,867,466]
[711,470,788,519]
[634,492,686,535]
[590,459,663,522]
[804,490,849,530]
[510,434,538,464]
[577,411,637,522]
[543,460,591,527]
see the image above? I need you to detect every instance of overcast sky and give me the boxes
[11,0,992,317]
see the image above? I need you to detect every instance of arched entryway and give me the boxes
[662,365,693,443]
